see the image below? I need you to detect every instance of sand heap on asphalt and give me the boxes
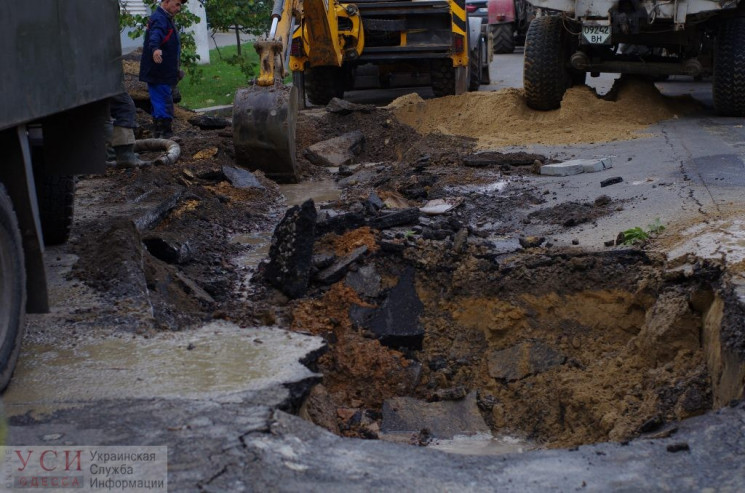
[390,78,700,148]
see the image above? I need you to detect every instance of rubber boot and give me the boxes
[113,144,146,169]
[160,119,174,139]
[152,118,164,138]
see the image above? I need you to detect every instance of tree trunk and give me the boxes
[234,25,241,55]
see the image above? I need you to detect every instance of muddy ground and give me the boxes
[60,64,736,451]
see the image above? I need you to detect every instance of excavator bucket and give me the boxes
[233,83,298,183]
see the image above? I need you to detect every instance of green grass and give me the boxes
[179,43,258,110]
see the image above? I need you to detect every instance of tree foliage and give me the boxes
[204,0,272,39]
[202,0,272,79]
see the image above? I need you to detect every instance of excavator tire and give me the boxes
[431,59,456,97]
[524,15,569,110]
[305,67,344,106]
[713,17,745,117]
[469,42,482,91]
[492,24,515,54]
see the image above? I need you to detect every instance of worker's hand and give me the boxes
[153,49,163,64]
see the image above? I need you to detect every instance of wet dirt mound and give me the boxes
[392,77,701,148]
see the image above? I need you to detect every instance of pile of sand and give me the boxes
[391,79,700,148]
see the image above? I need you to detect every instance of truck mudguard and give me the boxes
[489,0,516,24]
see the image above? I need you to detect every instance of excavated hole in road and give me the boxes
[293,244,740,451]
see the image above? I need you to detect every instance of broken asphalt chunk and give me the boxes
[133,187,186,231]
[187,115,230,130]
[316,211,366,236]
[304,131,365,167]
[367,208,419,230]
[222,166,264,189]
[264,199,317,298]
[349,267,424,349]
[142,233,193,264]
[601,176,624,187]
[345,263,383,298]
[325,97,375,114]
[315,246,368,285]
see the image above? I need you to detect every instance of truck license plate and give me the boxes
[582,25,611,44]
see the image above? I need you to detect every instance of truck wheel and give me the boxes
[492,24,515,54]
[524,15,569,111]
[0,184,26,392]
[31,146,76,246]
[713,17,745,117]
[481,35,492,85]
[431,60,456,97]
[304,67,344,106]
[469,42,483,91]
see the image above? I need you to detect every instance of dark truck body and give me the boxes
[0,0,123,390]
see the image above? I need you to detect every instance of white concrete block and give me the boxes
[581,157,614,173]
[540,158,614,176]
[540,162,585,176]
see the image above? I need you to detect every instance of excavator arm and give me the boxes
[233,0,363,183]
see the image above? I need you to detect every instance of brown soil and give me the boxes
[392,78,701,148]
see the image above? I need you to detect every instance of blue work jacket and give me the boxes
[139,7,181,85]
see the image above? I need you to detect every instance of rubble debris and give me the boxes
[133,187,186,231]
[430,386,468,402]
[316,212,366,236]
[187,115,229,130]
[326,98,375,114]
[595,195,612,206]
[299,384,341,435]
[380,391,490,440]
[345,264,383,299]
[420,198,464,215]
[519,236,545,249]
[487,341,566,381]
[367,208,419,230]
[601,176,624,187]
[142,233,193,264]
[192,147,218,160]
[349,267,424,349]
[316,246,368,285]
[463,151,545,168]
[264,199,317,298]
[222,166,265,189]
[666,442,690,453]
[366,191,384,212]
[304,131,365,167]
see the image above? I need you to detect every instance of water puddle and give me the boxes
[280,180,340,207]
[428,433,538,456]
[2,322,323,418]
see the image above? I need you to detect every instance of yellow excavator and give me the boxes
[232,0,490,183]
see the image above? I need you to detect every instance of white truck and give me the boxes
[523,0,745,115]
[0,1,123,390]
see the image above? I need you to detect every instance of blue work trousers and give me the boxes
[148,84,174,120]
